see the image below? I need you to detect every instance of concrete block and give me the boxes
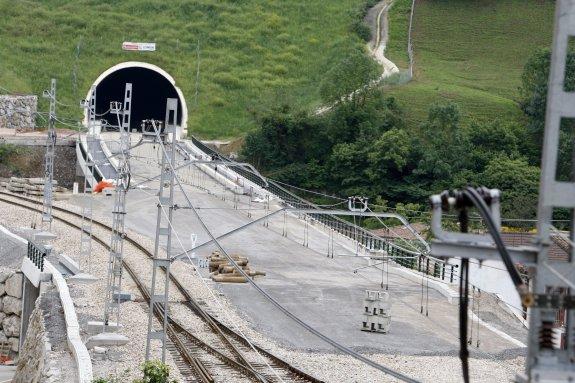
[112,292,133,303]
[58,254,81,275]
[32,231,57,242]
[33,231,58,243]
[2,316,20,337]
[67,273,98,285]
[93,346,107,354]
[8,337,18,352]
[361,314,391,333]
[85,333,129,349]
[86,321,123,334]
[5,274,22,298]
[2,297,21,316]
[21,258,51,288]
[0,270,11,284]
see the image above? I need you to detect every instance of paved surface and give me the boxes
[0,366,16,382]
[86,138,117,180]
[68,136,526,358]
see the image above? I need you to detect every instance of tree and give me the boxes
[479,155,540,218]
[468,120,519,171]
[319,50,381,107]
[413,102,470,191]
[241,105,328,170]
[519,49,575,163]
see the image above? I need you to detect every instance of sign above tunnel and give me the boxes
[122,42,156,52]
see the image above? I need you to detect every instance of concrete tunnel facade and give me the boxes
[85,61,188,133]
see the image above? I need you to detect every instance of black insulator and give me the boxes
[539,321,555,349]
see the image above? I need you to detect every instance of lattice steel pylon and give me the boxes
[145,98,178,362]
[429,2,575,381]
[102,83,133,332]
[41,79,57,230]
[79,86,96,272]
[525,0,575,380]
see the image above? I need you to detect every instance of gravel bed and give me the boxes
[0,193,525,382]
[0,200,184,383]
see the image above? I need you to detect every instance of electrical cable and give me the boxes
[154,134,421,383]
[458,209,470,383]
[54,99,75,108]
[137,173,287,383]
[54,117,81,130]
[463,187,529,299]
[366,206,424,253]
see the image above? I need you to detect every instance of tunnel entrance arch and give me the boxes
[85,62,187,133]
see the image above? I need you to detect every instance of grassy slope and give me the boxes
[0,0,367,138]
[386,0,411,68]
[385,0,555,129]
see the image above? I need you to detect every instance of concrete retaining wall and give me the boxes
[44,260,93,383]
[13,302,51,383]
[2,226,92,383]
[0,96,37,130]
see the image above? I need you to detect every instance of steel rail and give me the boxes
[0,194,214,383]
[0,191,323,383]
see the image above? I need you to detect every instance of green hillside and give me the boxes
[0,0,369,138]
[386,0,555,129]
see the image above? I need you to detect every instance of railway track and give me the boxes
[0,191,324,383]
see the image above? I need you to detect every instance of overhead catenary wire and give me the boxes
[152,131,421,383]
[463,187,527,295]
[136,162,286,382]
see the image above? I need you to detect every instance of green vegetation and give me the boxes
[242,37,575,220]
[385,0,411,68]
[243,31,575,221]
[0,144,32,176]
[93,360,177,383]
[0,0,376,138]
[386,0,555,129]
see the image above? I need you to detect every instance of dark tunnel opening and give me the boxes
[95,67,183,131]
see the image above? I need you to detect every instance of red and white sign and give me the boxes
[122,42,156,52]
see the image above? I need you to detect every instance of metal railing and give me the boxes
[189,137,456,283]
[27,241,47,271]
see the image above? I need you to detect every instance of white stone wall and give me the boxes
[12,303,48,383]
[0,95,37,130]
[0,270,23,354]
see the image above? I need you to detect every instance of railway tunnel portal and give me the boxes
[84,62,187,133]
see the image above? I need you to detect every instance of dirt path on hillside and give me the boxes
[367,0,400,78]
[316,0,399,114]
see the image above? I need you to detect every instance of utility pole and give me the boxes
[525,0,575,380]
[79,86,96,272]
[102,84,132,333]
[145,98,178,362]
[41,79,57,230]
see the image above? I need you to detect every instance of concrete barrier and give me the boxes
[0,225,93,381]
[44,261,93,383]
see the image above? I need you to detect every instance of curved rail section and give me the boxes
[0,192,323,383]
